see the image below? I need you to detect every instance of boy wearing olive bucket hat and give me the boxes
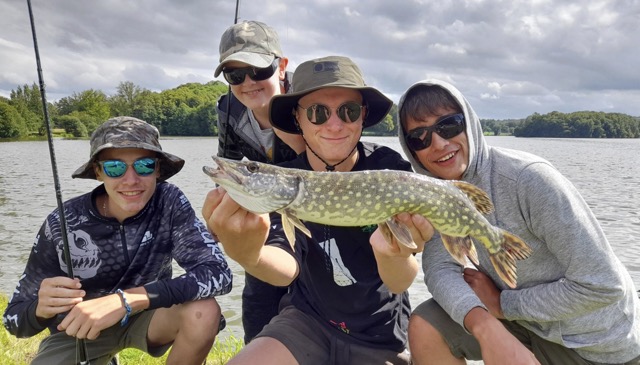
[203,56,426,364]
[4,116,232,365]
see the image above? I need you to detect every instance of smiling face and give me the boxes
[404,108,469,180]
[294,87,364,171]
[94,147,159,222]
[227,58,288,125]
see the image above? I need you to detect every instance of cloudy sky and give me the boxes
[1,0,638,119]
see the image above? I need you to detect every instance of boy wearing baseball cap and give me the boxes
[214,20,305,344]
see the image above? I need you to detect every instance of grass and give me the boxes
[1,295,242,364]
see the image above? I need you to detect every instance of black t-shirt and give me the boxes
[269,142,413,351]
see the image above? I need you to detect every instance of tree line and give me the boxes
[1,81,638,139]
[0,81,397,139]
[513,111,640,138]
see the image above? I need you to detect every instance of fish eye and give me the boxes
[247,163,260,173]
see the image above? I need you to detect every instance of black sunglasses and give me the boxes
[296,102,365,125]
[222,58,280,85]
[405,113,466,151]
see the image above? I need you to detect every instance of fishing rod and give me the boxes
[25,1,90,364]
[222,0,241,152]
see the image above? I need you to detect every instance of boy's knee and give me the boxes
[180,298,223,336]
[409,314,436,344]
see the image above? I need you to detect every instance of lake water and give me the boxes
[1,136,639,344]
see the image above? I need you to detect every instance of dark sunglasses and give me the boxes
[296,102,365,125]
[405,113,466,151]
[98,157,158,178]
[222,58,280,85]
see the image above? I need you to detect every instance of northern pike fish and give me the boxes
[203,156,532,288]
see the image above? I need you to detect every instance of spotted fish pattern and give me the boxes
[204,156,532,288]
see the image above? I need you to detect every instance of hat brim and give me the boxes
[72,143,185,181]
[269,86,393,134]
[214,53,276,77]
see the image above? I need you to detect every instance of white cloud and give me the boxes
[1,0,638,119]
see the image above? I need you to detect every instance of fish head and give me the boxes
[203,156,300,214]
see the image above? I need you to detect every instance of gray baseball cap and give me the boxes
[72,116,184,181]
[269,56,393,134]
[214,20,283,77]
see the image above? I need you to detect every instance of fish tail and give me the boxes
[489,250,517,289]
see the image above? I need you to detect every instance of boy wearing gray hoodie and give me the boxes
[397,80,640,365]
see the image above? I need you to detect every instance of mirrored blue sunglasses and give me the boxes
[98,157,158,178]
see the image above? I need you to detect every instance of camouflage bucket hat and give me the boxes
[214,20,283,77]
[72,116,185,181]
[269,56,393,134]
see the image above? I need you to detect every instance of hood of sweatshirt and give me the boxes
[397,79,489,183]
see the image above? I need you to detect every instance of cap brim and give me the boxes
[214,53,276,77]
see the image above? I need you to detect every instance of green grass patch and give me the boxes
[1,294,242,364]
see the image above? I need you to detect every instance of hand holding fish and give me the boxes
[203,187,298,286]
[203,187,268,266]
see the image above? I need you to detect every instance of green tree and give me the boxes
[0,100,28,138]
[157,81,226,136]
[514,111,639,138]
[109,81,145,117]
[54,114,88,137]
[365,103,397,136]
[9,83,44,134]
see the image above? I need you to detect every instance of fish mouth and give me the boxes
[203,157,243,185]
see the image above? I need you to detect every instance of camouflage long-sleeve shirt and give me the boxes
[3,182,232,338]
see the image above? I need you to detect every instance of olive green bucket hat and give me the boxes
[269,55,393,134]
[72,116,184,181]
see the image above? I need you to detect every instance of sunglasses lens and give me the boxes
[132,158,157,176]
[436,114,466,139]
[406,129,432,151]
[223,69,248,85]
[252,64,277,81]
[405,114,465,151]
[307,104,329,125]
[101,160,127,178]
[338,102,362,123]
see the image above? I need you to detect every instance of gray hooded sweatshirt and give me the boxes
[398,79,640,363]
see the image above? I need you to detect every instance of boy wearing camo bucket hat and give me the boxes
[214,20,305,344]
[203,56,427,364]
[4,116,232,365]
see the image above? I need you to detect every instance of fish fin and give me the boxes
[280,211,312,252]
[489,250,518,289]
[383,218,418,249]
[441,234,474,266]
[501,230,533,260]
[377,222,393,245]
[487,230,531,289]
[452,181,494,215]
[280,213,297,251]
[467,240,479,266]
